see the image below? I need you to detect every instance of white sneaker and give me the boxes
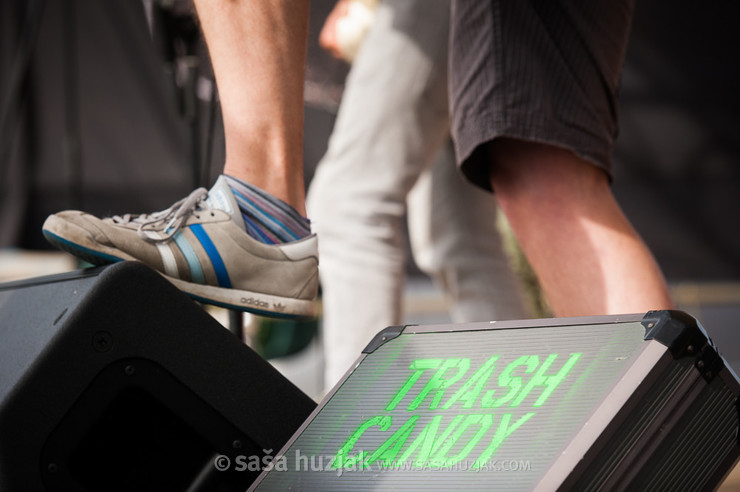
[42,177,318,318]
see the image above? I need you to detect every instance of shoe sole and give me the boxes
[42,229,315,320]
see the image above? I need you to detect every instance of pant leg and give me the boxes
[307,0,452,389]
[407,139,529,322]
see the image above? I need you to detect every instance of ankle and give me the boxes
[222,167,305,216]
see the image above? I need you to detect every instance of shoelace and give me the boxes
[111,188,209,242]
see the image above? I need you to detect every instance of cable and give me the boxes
[201,84,218,186]
[63,0,83,210]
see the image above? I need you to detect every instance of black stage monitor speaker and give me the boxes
[249,312,740,491]
[0,262,316,492]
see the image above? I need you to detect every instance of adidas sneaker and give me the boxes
[42,176,318,319]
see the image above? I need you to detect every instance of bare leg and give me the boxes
[488,138,674,317]
[194,0,309,215]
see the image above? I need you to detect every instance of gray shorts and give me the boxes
[449,0,634,191]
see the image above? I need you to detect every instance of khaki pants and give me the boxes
[307,0,527,389]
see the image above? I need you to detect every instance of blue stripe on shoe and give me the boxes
[190,224,232,288]
[173,231,205,284]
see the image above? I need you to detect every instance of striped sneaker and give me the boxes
[41,177,318,319]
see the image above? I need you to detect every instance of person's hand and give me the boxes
[319,0,376,62]
[319,0,351,60]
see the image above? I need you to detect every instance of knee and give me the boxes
[486,138,611,214]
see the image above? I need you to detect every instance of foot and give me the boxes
[42,176,318,318]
